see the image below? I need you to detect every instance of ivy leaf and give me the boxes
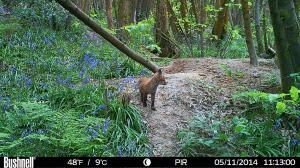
[268,94,279,102]
[276,102,286,115]
[290,86,299,102]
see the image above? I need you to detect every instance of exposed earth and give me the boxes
[121,58,280,156]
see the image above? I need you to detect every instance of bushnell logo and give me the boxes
[3,157,35,168]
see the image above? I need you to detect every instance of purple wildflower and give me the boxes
[290,138,298,146]
[102,118,111,134]
[80,114,85,119]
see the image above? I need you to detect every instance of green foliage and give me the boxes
[290,72,300,88]
[0,16,149,156]
[179,87,300,157]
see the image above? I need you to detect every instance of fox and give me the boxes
[138,68,167,111]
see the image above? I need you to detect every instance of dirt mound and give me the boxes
[129,58,279,156]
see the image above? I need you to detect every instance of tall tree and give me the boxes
[136,0,154,22]
[105,0,114,29]
[254,0,264,55]
[179,0,190,35]
[262,1,269,52]
[212,0,229,40]
[191,0,206,57]
[166,0,183,38]
[155,0,176,57]
[269,0,300,92]
[55,0,159,72]
[116,0,133,40]
[241,0,258,66]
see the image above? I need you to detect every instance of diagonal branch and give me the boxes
[55,0,159,73]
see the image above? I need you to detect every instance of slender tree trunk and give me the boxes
[130,0,138,24]
[155,0,176,57]
[166,0,184,38]
[191,0,206,57]
[55,0,159,72]
[212,0,229,40]
[105,0,114,29]
[180,0,190,35]
[255,0,264,55]
[241,0,258,66]
[116,0,133,40]
[262,2,268,52]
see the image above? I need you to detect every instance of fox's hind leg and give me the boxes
[151,93,156,111]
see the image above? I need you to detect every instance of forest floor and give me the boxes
[113,57,280,156]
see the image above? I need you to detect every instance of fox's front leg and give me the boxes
[142,93,147,107]
[151,93,156,111]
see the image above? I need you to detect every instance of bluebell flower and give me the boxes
[273,118,282,130]
[117,146,122,156]
[98,105,106,110]
[0,96,3,102]
[79,68,85,78]
[83,53,89,63]
[89,59,99,70]
[102,118,111,134]
[290,138,298,146]
[83,34,89,39]
[87,126,93,132]
[297,115,300,122]
[91,129,98,138]
[39,82,48,90]
[9,66,16,74]
[24,77,32,88]
[95,124,101,130]
[91,110,98,115]
[36,129,45,134]
[139,69,147,76]
[83,76,90,84]
[80,114,85,119]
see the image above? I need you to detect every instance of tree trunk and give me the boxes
[155,0,176,58]
[130,0,138,24]
[241,0,258,66]
[269,0,300,92]
[166,0,183,38]
[105,0,114,29]
[180,0,190,35]
[262,1,268,52]
[55,0,159,73]
[191,0,206,57]
[116,0,133,40]
[255,0,264,55]
[212,0,229,40]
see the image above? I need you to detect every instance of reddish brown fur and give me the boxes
[138,69,167,110]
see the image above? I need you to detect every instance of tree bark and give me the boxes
[191,0,206,57]
[212,0,229,40]
[255,0,265,55]
[155,0,176,57]
[269,0,300,92]
[116,0,133,40]
[105,0,114,29]
[55,0,159,73]
[180,0,190,35]
[241,0,258,66]
[262,1,268,52]
[166,0,184,38]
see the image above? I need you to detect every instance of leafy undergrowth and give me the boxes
[178,86,300,157]
[0,22,151,156]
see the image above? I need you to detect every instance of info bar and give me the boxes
[0,157,299,168]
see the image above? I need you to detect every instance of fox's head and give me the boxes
[156,68,167,85]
